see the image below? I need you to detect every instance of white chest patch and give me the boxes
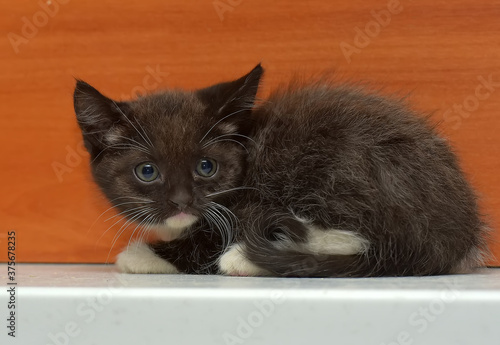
[154,214,199,241]
[116,241,179,274]
[164,213,199,229]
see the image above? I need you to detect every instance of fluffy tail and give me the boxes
[240,214,377,278]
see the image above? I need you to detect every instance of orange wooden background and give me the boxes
[0,0,499,264]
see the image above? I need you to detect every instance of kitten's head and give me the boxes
[73,64,263,239]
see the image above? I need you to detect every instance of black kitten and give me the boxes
[74,65,488,277]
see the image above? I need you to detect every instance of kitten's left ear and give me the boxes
[73,80,129,157]
[197,64,264,117]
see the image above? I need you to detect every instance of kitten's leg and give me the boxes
[218,227,369,277]
[116,222,225,274]
[237,215,374,277]
[116,241,179,274]
[150,227,226,275]
[218,243,271,276]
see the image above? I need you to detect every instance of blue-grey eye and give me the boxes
[196,158,217,177]
[135,163,159,182]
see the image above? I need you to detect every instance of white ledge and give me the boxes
[1,264,500,345]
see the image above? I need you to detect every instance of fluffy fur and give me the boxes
[234,81,489,277]
[74,64,489,277]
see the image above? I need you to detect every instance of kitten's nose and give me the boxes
[168,189,193,210]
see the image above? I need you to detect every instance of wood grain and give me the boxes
[1,0,499,265]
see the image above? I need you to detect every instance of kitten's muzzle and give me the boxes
[168,189,193,211]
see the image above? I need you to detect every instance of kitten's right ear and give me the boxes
[196,64,264,117]
[73,80,125,156]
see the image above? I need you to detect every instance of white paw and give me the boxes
[116,241,179,274]
[218,243,271,276]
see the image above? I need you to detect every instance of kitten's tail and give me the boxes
[240,214,376,278]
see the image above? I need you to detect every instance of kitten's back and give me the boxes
[240,82,488,277]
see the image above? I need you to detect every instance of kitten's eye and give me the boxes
[196,158,217,177]
[135,163,159,182]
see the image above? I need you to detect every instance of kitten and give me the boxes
[74,64,489,277]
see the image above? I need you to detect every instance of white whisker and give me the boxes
[104,204,155,222]
[112,101,153,150]
[202,133,256,148]
[199,108,250,144]
[111,135,150,152]
[212,202,239,227]
[106,208,152,263]
[90,144,149,164]
[97,207,153,245]
[204,208,226,248]
[205,186,259,198]
[127,214,154,249]
[203,139,249,153]
[205,204,233,252]
[86,200,154,237]
[135,119,155,148]
[138,214,158,244]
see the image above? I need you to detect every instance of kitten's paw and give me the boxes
[116,241,179,274]
[219,243,271,277]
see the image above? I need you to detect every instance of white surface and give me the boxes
[1,264,500,345]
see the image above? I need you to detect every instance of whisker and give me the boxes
[112,101,153,150]
[205,186,259,198]
[111,135,150,152]
[138,214,158,244]
[203,139,249,153]
[139,209,160,244]
[127,213,154,249]
[90,144,149,164]
[107,196,155,202]
[202,133,256,148]
[199,108,251,144]
[97,207,153,245]
[137,215,154,243]
[104,144,151,154]
[86,200,154,237]
[135,119,155,149]
[203,208,226,248]
[205,205,232,251]
[211,202,239,228]
[105,204,153,222]
[106,208,151,263]
[211,204,236,238]
[81,129,110,135]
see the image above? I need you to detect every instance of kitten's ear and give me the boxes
[197,64,264,117]
[73,80,127,156]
